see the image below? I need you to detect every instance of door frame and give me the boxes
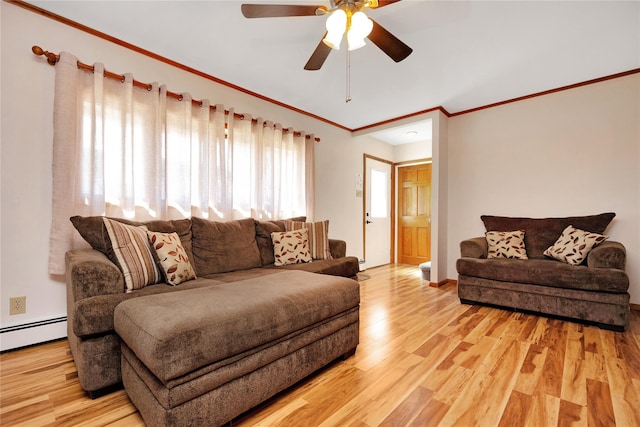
[363,155,433,266]
[363,154,394,265]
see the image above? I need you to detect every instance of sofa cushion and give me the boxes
[147,231,197,285]
[191,217,262,275]
[103,218,162,292]
[272,229,312,266]
[543,225,608,265]
[73,277,220,337]
[114,270,360,383]
[70,216,195,266]
[456,257,629,293]
[481,212,615,259]
[285,220,332,260]
[486,230,528,259]
[255,217,306,266]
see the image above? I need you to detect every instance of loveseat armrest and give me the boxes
[460,237,488,259]
[66,249,124,302]
[329,239,347,258]
[587,241,626,270]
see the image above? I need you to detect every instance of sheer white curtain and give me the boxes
[49,52,313,274]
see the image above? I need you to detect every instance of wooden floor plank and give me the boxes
[498,390,532,427]
[2,263,640,426]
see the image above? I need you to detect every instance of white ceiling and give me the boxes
[369,119,432,145]
[27,0,640,135]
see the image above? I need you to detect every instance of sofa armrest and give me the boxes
[460,237,488,259]
[66,249,124,302]
[329,239,346,258]
[587,241,626,270]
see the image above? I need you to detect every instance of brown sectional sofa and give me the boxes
[456,213,630,330]
[65,215,360,397]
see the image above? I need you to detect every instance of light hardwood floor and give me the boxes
[2,264,640,426]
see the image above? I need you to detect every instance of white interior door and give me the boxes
[364,157,391,269]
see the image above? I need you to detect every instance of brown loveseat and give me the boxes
[66,215,360,397]
[456,213,629,331]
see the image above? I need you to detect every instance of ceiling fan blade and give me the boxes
[304,34,332,70]
[374,0,402,8]
[241,4,323,18]
[367,19,413,63]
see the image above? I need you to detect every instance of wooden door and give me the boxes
[398,163,431,265]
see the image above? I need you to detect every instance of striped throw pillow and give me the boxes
[284,220,332,260]
[103,217,162,292]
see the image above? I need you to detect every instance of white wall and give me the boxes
[393,140,432,163]
[447,73,640,303]
[0,3,392,350]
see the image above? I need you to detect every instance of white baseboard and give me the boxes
[0,317,67,352]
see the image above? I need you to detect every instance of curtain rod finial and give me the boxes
[32,45,59,66]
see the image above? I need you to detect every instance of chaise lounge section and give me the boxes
[115,270,360,427]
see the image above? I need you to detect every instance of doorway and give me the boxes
[363,155,392,268]
[397,162,432,265]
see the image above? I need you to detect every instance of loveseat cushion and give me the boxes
[480,212,615,259]
[191,217,262,275]
[456,257,629,293]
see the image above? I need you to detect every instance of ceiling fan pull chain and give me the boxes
[346,49,352,103]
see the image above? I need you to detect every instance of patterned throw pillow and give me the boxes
[271,229,312,266]
[102,218,162,292]
[486,230,528,260]
[543,225,608,265]
[284,220,332,260]
[147,231,197,286]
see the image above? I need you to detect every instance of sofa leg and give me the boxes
[341,347,357,360]
[86,382,123,399]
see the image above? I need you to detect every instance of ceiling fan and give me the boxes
[241,0,413,70]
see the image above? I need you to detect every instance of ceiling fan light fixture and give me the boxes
[323,9,347,49]
[347,11,373,51]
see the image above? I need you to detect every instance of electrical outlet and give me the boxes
[9,296,26,315]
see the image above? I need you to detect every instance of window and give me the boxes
[370,168,388,218]
[49,53,314,274]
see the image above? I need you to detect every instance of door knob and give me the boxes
[366,220,373,224]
